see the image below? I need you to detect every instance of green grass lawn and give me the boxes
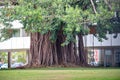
[0,68,120,80]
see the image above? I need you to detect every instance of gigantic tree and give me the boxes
[0,0,119,67]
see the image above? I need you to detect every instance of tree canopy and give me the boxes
[0,0,119,42]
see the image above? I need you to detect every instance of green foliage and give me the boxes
[0,0,118,45]
[12,51,26,63]
[93,6,114,41]
[0,29,17,41]
[0,52,7,63]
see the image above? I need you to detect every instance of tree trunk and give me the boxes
[56,30,78,66]
[28,32,87,67]
[78,34,87,66]
[29,32,58,67]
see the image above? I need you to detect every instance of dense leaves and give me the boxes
[0,0,119,42]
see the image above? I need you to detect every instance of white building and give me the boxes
[84,34,120,67]
[0,20,30,52]
[0,20,30,67]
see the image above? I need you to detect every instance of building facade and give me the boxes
[84,34,120,67]
[0,20,30,67]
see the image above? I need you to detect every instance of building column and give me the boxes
[8,52,11,68]
[20,29,23,37]
[104,50,106,67]
[26,50,31,65]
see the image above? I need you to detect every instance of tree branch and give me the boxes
[103,0,112,10]
[90,0,97,14]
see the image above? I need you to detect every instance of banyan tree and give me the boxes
[0,0,119,67]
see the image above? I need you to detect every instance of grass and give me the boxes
[0,68,120,80]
